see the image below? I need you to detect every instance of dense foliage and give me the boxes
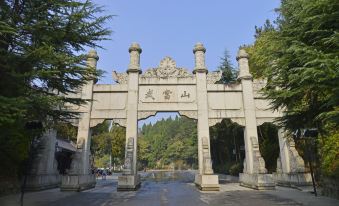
[257,123,280,173]
[210,119,244,174]
[210,119,279,174]
[246,0,338,177]
[319,131,339,178]
[217,49,238,83]
[138,116,198,170]
[91,122,126,168]
[0,0,111,178]
[247,0,338,130]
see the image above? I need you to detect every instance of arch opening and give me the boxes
[209,118,245,176]
[138,112,198,172]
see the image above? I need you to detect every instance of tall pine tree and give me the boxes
[217,49,238,84]
[246,0,339,179]
[247,0,339,131]
[0,0,111,178]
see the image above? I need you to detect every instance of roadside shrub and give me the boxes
[229,163,243,176]
[320,131,339,178]
[213,162,232,174]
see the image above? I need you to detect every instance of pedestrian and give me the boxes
[102,169,107,180]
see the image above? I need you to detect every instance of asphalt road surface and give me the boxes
[1,171,338,206]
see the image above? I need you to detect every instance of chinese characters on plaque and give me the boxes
[145,89,155,100]
[181,91,190,98]
[163,89,173,100]
[140,87,194,103]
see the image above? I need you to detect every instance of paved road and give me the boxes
[0,171,338,206]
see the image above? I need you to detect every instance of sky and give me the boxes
[92,0,281,126]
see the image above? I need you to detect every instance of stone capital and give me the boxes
[127,42,142,73]
[193,42,206,53]
[128,42,142,54]
[87,49,99,60]
[236,49,249,61]
[193,43,207,73]
[237,74,253,81]
[193,68,208,74]
[127,68,142,74]
[236,49,252,80]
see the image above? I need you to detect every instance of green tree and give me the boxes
[217,50,238,84]
[257,123,279,173]
[247,0,338,130]
[110,125,126,166]
[245,20,278,79]
[247,0,339,178]
[210,119,244,174]
[0,0,111,181]
[319,130,339,177]
[91,122,126,169]
[55,123,77,141]
[139,116,198,169]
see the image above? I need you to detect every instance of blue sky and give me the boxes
[92,0,281,126]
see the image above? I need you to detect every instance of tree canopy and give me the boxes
[91,122,126,168]
[246,0,338,131]
[138,116,198,170]
[0,0,111,177]
[246,0,338,178]
[217,49,238,84]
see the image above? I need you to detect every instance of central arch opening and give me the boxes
[138,112,198,182]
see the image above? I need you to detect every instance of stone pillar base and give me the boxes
[60,174,96,191]
[239,173,275,190]
[195,174,220,191]
[25,174,60,191]
[117,174,141,191]
[273,172,312,187]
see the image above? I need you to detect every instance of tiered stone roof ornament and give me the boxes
[142,57,193,78]
[113,42,222,84]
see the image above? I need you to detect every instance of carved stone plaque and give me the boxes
[139,86,196,103]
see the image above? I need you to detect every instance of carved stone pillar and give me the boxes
[274,128,312,186]
[237,49,275,190]
[60,50,98,191]
[118,43,141,191]
[26,129,60,190]
[193,43,219,191]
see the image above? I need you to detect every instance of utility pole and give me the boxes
[109,154,112,171]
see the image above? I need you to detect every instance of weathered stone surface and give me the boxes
[239,173,275,190]
[58,44,309,193]
[25,174,60,191]
[273,172,312,187]
[117,174,141,191]
[26,130,61,191]
[195,174,220,191]
[60,174,96,191]
[274,128,312,187]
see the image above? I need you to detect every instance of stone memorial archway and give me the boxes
[34,43,311,192]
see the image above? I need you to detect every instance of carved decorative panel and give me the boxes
[229,118,246,127]
[112,119,127,127]
[208,118,223,127]
[256,118,277,126]
[252,78,266,92]
[112,71,128,84]
[90,119,105,128]
[206,71,222,84]
[179,111,198,119]
[141,57,193,79]
[93,93,127,110]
